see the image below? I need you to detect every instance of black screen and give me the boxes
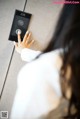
[9,10,32,42]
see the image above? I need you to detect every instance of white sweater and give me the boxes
[10,48,63,119]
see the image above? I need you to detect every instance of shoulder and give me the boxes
[40,48,63,59]
[39,48,63,69]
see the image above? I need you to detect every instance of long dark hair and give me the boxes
[43,4,80,119]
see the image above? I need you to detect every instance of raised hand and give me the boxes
[14,31,34,53]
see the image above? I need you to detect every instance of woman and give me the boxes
[10,3,80,119]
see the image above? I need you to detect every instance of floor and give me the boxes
[0,0,68,118]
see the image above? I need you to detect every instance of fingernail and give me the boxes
[18,30,21,34]
[26,30,29,34]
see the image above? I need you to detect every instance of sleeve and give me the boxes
[21,48,41,62]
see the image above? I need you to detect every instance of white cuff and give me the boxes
[21,48,41,62]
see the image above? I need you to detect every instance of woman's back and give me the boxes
[10,49,63,119]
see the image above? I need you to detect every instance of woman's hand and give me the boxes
[14,31,34,53]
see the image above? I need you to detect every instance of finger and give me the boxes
[17,32,21,44]
[28,40,34,47]
[26,32,31,43]
[23,31,30,43]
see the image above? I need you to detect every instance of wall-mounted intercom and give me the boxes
[8,9,32,42]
